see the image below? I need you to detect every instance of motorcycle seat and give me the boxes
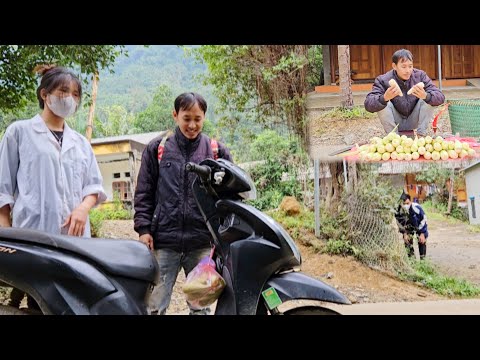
[0,227,158,283]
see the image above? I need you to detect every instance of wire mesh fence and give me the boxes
[345,191,413,275]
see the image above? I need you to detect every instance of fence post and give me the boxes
[314,159,320,237]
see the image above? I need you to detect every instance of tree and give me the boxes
[187,45,321,149]
[0,100,39,139]
[85,72,99,142]
[248,129,309,210]
[94,105,135,138]
[0,45,126,111]
[337,45,354,109]
[415,164,461,213]
[133,84,176,133]
[322,161,346,211]
[250,129,290,161]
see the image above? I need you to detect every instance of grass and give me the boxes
[317,106,376,120]
[268,208,315,232]
[268,207,480,298]
[267,208,324,251]
[89,195,132,237]
[400,259,480,297]
[422,201,464,225]
[269,207,356,255]
[468,225,480,233]
[424,211,445,222]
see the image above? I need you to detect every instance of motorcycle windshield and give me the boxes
[214,159,257,200]
[239,186,257,201]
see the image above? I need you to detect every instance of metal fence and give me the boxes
[346,194,412,274]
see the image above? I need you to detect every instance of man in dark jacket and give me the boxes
[364,49,445,136]
[134,92,232,315]
[395,193,428,259]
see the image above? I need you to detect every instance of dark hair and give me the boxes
[35,65,82,109]
[392,49,413,64]
[400,193,411,201]
[174,92,207,114]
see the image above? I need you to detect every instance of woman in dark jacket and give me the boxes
[134,92,232,315]
[364,49,445,136]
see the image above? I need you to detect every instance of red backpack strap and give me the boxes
[210,138,219,160]
[157,130,173,165]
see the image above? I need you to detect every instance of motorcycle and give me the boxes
[0,158,351,315]
[0,226,159,315]
[185,158,351,315]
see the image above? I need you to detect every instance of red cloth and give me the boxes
[444,136,480,148]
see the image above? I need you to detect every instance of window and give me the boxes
[112,181,132,201]
[125,172,131,178]
[113,173,121,179]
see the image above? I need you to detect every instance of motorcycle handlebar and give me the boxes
[185,162,211,179]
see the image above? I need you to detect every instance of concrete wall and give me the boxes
[465,166,480,225]
[98,160,131,201]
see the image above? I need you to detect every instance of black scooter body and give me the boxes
[187,159,350,315]
[0,227,159,314]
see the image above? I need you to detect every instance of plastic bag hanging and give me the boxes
[182,247,226,310]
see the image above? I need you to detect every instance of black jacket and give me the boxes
[364,69,445,117]
[134,127,232,251]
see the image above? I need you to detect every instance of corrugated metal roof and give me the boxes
[91,131,166,146]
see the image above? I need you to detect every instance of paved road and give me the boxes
[327,299,480,315]
[170,299,480,315]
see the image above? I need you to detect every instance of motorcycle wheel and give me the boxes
[282,306,340,315]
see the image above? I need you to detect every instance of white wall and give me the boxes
[98,160,131,201]
[465,166,480,225]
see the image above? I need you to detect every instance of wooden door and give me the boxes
[382,45,408,73]
[413,45,437,78]
[463,46,475,77]
[443,45,476,78]
[382,45,437,79]
[330,45,381,82]
[349,45,382,80]
[450,45,465,78]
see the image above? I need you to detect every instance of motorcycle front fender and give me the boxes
[264,271,351,305]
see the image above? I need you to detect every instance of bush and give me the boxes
[246,129,310,211]
[325,238,359,256]
[89,210,104,238]
[89,193,132,237]
[423,198,469,223]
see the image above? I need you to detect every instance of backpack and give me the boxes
[157,131,219,165]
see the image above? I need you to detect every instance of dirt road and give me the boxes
[328,299,480,315]
[3,216,477,315]
[427,217,480,286]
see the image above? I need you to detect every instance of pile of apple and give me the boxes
[358,133,477,162]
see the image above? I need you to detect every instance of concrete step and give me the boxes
[307,87,480,110]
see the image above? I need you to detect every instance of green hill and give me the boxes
[96,45,209,113]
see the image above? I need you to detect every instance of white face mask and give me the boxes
[46,94,78,118]
[403,204,411,211]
